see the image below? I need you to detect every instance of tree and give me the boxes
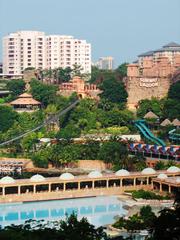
[140,205,156,229]
[0,106,18,132]
[0,213,108,240]
[168,81,180,101]
[137,98,164,118]
[99,77,128,105]
[98,141,128,167]
[6,79,26,97]
[57,67,72,83]
[30,79,58,106]
[56,124,81,139]
[152,199,180,240]
[31,148,49,168]
[163,98,180,119]
[21,132,43,153]
[154,161,167,170]
[116,63,128,78]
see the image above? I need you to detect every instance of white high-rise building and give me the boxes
[3,31,91,75]
[97,56,114,70]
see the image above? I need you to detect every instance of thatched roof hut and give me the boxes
[9,93,41,112]
[10,93,41,106]
[160,119,172,127]
[144,111,159,119]
[172,119,180,127]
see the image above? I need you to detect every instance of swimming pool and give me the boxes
[0,195,127,227]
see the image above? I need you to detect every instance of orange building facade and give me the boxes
[127,42,180,109]
[58,76,101,100]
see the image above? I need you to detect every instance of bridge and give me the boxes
[0,100,79,147]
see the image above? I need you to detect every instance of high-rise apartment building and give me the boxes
[97,56,114,70]
[3,31,91,75]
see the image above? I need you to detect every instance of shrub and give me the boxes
[132,189,170,200]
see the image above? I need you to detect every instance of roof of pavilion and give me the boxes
[152,176,180,187]
[160,119,172,126]
[10,93,41,105]
[0,170,179,186]
[144,111,159,119]
[172,119,180,126]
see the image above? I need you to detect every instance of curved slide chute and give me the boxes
[169,129,180,141]
[134,120,166,146]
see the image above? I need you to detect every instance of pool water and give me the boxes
[0,196,127,227]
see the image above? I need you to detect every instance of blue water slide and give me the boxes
[169,129,180,141]
[138,121,166,146]
[134,120,166,146]
[134,121,155,142]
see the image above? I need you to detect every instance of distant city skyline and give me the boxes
[0,0,180,65]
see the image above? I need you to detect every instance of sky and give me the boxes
[0,0,180,65]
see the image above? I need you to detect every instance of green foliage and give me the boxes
[115,63,128,77]
[24,67,35,71]
[0,98,5,104]
[0,106,18,132]
[98,141,128,165]
[152,199,180,240]
[140,205,156,229]
[56,67,72,83]
[132,189,170,200]
[30,79,58,106]
[168,81,180,101]
[0,213,107,240]
[113,205,156,232]
[6,79,26,98]
[163,98,180,119]
[99,77,128,105]
[31,148,49,168]
[137,98,164,118]
[21,132,43,153]
[57,124,81,139]
[154,161,167,170]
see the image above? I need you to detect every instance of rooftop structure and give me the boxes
[144,111,159,119]
[160,119,172,126]
[9,92,41,112]
[172,119,180,127]
[152,176,180,193]
[115,169,130,176]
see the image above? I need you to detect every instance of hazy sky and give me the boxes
[0,0,180,65]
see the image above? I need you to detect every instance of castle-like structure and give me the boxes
[59,76,101,100]
[127,42,180,109]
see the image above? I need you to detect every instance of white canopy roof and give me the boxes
[167,166,180,173]
[88,170,102,178]
[30,174,45,182]
[115,169,130,176]
[141,168,156,175]
[175,177,180,183]
[0,176,15,184]
[59,173,75,180]
[157,173,168,179]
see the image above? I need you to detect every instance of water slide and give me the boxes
[169,129,180,141]
[134,120,166,146]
